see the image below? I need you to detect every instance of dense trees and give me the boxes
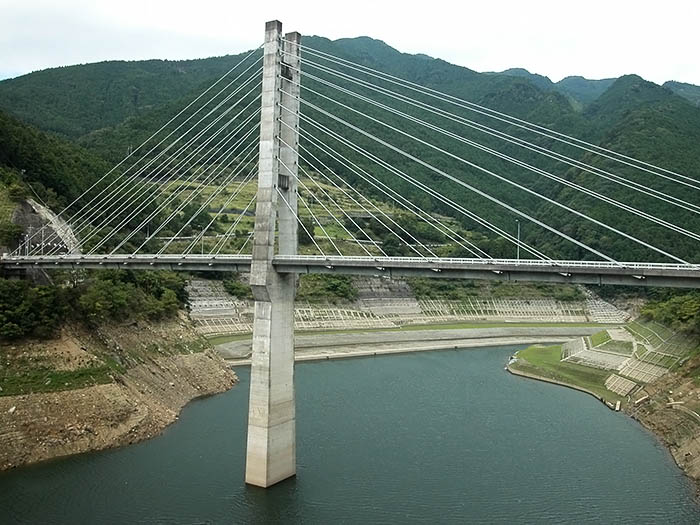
[641,291,700,333]
[76,270,185,321]
[297,274,357,303]
[0,270,187,340]
[0,52,260,139]
[0,220,23,247]
[222,273,253,299]
[0,279,67,338]
[0,109,111,208]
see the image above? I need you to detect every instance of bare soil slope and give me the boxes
[0,315,237,470]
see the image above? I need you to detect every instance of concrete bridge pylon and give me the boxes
[245,20,301,488]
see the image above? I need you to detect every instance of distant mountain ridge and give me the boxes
[663,80,700,107]
[1,36,698,139]
[493,68,698,108]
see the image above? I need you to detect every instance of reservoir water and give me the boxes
[1,345,698,523]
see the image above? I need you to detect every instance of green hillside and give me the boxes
[556,76,616,106]
[1,36,699,264]
[0,52,257,139]
[490,71,700,109]
[282,43,700,262]
[664,80,700,107]
[493,69,616,108]
[2,36,699,137]
[0,37,699,337]
[0,37,561,142]
[0,109,111,207]
[495,68,554,91]
[0,109,235,254]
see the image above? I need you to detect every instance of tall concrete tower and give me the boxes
[245,20,301,488]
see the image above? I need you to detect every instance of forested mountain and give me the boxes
[490,68,554,91]
[0,53,254,138]
[292,37,700,263]
[664,81,700,107]
[493,68,617,108]
[493,69,700,109]
[0,109,112,249]
[2,36,699,135]
[0,109,110,207]
[0,35,699,264]
[556,76,616,106]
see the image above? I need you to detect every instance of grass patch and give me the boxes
[598,339,634,355]
[206,333,253,345]
[627,321,664,347]
[0,365,115,396]
[171,339,209,354]
[590,330,611,347]
[638,351,677,368]
[512,344,622,403]
[398,321,608,331]
[297,274,358,303]
[636,344,649,357]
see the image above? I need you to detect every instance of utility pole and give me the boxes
[246,20,301,488]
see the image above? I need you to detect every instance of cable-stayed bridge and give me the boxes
[5,255,698,288]
[2,21,699,486]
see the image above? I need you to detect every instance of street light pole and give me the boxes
[516,219,520,261]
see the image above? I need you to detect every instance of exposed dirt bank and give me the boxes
[0,317,237,470]
[625,360,700,493]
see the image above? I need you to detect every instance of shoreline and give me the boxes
[225,329,700,496]
[0,351,237,471]
[218,325,604,365]
[166,331,700,499]
[224,336,577,366]
[0,317,238,472]
[0,324,601,472]
[505,363,606,403]
[6,323,698,499]
[207,321,613,347]
[505,357,700,497]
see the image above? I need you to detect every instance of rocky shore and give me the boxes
[625,367,700,494]
[0,317,237,470]
[507,348,700,495]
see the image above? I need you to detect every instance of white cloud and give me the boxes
[1,0,698,85]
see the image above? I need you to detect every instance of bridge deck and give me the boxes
[2,254,699,288]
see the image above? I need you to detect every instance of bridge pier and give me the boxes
[246,273,296,487]
[245,20,301,488]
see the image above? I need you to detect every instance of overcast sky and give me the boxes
[1,0,698,85]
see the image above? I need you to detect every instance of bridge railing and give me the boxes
[3,253,699,272]
[272,255,700,271]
